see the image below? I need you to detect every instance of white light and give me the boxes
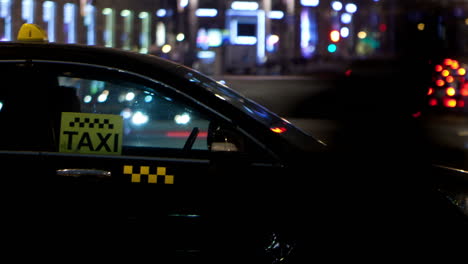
[126,92,135,101]
[102,8,112,15]
[331,1,343,11]
[156,9,166,17]
[268,10,284,19]
[83,95,92,103]
[345,3,358,13]
[257,10,266,64]
[120,9,131,17]
[301,0,320,7]
[97,94,108,102]
[195,8,218,17]
[139,12,148,19]
[176,33,185,41]
[235,36,257,45]
[180,0,189,8]
[340,27,349,38]
[267,34,279,45]
[0,101,3,111]
[215,94,226,101]
[121,108,132,119]
[207,29,222,47]
[341,13,352,24]
[156,22,166,47]
[174,113,191,125]
[231,1,259,11]
[162,44,172,53]
[132,111,149,125]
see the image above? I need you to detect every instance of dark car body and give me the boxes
[0,39,331,261]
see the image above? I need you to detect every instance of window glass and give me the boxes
[57,74,210,151]
[0,61,275,162]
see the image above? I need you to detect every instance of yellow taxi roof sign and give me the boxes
[17,23,48,42]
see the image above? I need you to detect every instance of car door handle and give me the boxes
[56,169,111,178]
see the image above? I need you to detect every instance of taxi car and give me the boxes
[0,24,329,262]
[3,24,468,262]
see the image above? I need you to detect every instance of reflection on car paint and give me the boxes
[123,165,175,184]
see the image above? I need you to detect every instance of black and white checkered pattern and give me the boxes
[69,117,114,129]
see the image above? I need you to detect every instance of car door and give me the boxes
[0,60,286,256]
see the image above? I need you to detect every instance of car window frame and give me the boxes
[0,59,281,164]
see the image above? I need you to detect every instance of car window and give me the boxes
[58,75,210,151]
[0,61,275,162]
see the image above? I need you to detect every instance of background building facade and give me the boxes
[1,0,467,75]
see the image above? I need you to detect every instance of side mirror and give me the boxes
[210,142,239,152]
[207,122,244,152]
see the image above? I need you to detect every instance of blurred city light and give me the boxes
[327,44,337,53]
[195,8,218,17]
[132,111,149,125]
[330,30,340,42]
[345,3,357,13]
[301,0,320,7]
[231,1,259,11]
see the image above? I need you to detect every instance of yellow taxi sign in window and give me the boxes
[59,112,124,155]
[17,23,48,42]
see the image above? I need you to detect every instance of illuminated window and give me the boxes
[301,0,319,7]
[102,8,115,47]
[84,4,95,45]
[0,0,12,41]
[121,9,133,50]
[42,1,55,42]
[226,9,265,63]
[64,3,76,43]
[156,22,165,47]
[22,0,34,24]
[300,8,318,58]
[138,12,150,53]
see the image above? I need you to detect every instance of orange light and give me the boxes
[444,58,453,66]
[446,87,456,96]
[436,79,445,87]
[441,69,450,77]
[444,98,457,108]
[451,61,460,70]
[270,127,287,134]
[330,30,340,42]
[458,68,466,75]
[427,87,434,95]
[429,98,438,106]
[435,65,443,72]
[446,76,454,83]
